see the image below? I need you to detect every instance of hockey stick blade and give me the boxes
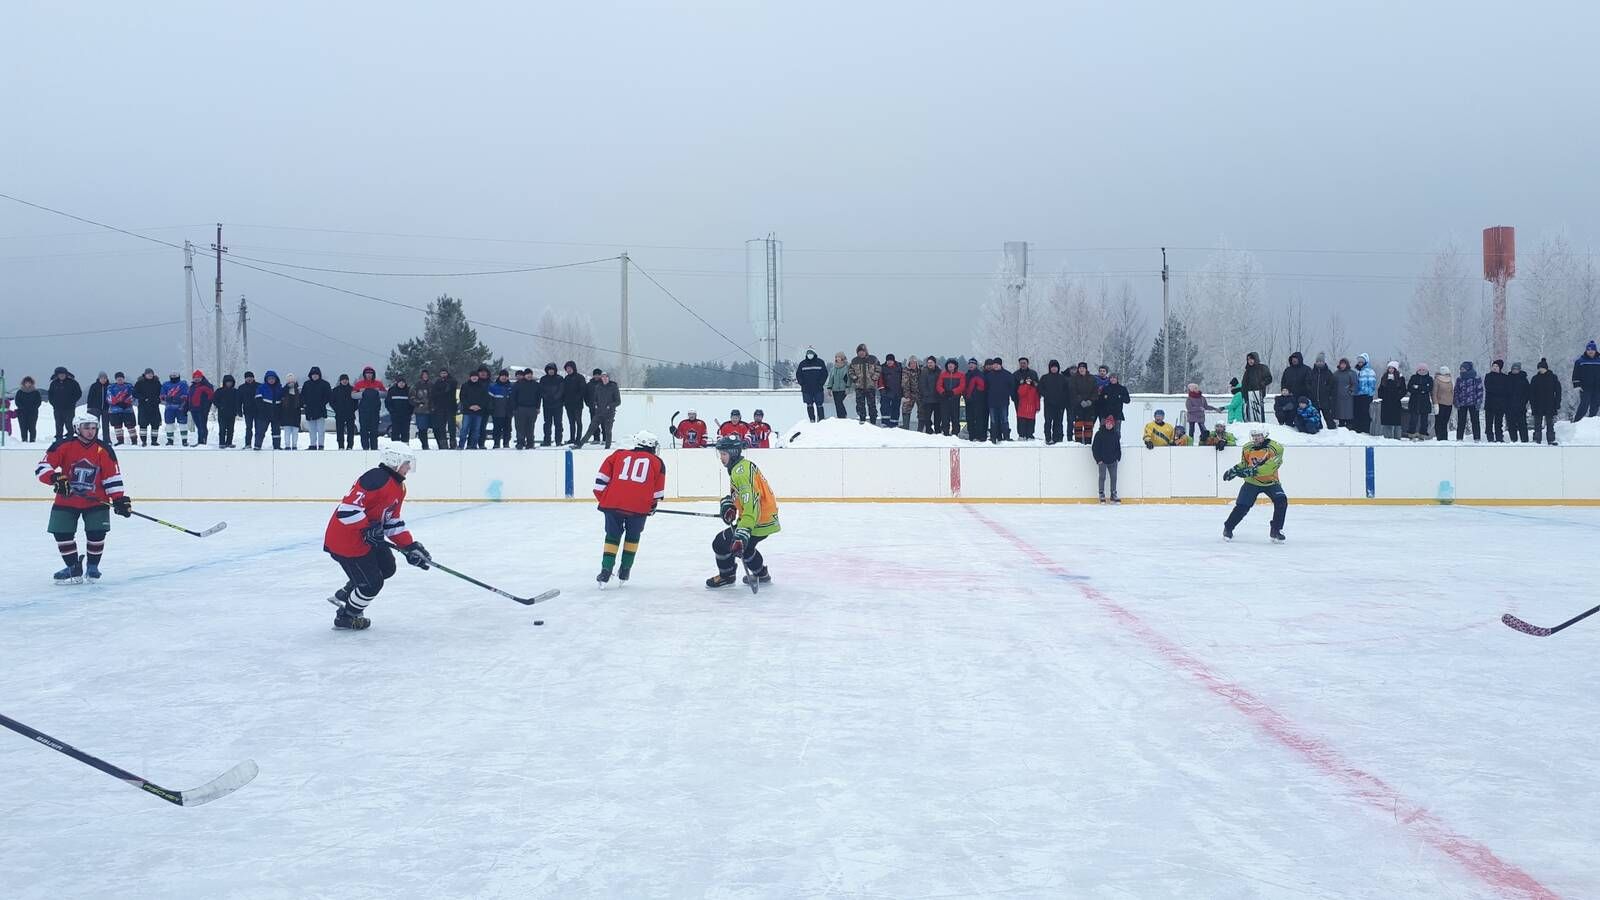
[1502,603,1600,637]
[512,588,561,606]
[148,759,260,807]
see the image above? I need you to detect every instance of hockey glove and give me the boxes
[363,522,386,546]
[1216,441,1227,452]
[1144,440,1154,450]
[403,542,432,569]
[1240,465,1259,478]
[52,472,71,496]
[112,496,133,517]
[1223,467,1238,481]
[729,527,752,557]
[719,496,738,525]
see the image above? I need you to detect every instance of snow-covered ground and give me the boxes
[2,500,1596,898]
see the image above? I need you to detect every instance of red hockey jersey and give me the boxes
[718,421,750,444]
[676,417,709,448]
[323,466,415,557]
[746,421,773,448]
[593,449,666,515]
[36,437,125,510]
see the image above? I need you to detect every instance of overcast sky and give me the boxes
[3,0,1596,385]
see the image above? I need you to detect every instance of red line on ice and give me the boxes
[966,506,1559,900]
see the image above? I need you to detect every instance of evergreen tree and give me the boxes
[386,295,502,381]
[1136,317,1201,393]
[642,358,791,389]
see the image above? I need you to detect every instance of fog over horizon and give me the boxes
[3,0,1597,385]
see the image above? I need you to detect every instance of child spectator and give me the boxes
[1184,383,1221,440]
[1091,415,1121,504]
[1295,397,1323,434]
[1014,372,1039,440]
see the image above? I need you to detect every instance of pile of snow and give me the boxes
[1554,417,1600,445]
[779,418,966,449]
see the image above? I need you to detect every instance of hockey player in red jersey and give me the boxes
[672,409,709,448]
[323,444,432,629]
[718,409,751,445]
[36,414,132,584]
[592,430,666,586]
[745,409,773,448]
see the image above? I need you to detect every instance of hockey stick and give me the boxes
[654,508,723,519]
[103,504,227,538]
[0,711,257,807]
[387,542,558,606]
[1502,604,1600,637]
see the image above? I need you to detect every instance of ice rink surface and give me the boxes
[2,498,1596,899]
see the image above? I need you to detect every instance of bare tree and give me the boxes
[1404,243,1488,371]
[1514,234,1597,367]
[1281,296,1316,362]
[1178,244,1265,390]
[1099,281,1147,384]
[531,307,598,371]
[1322,311,1348,362]
[1045,277,1107,367]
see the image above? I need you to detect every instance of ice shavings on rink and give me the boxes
[1,500,1596,898]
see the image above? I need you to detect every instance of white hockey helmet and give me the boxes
[378,441,418,473]
[632,430,660,452]
[73,413,99,436]
[1249,424,1268,440]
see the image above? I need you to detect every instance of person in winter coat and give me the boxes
[456,369,489,450]
[1094,375,1131,429]
[574,371,621,449]
[672,409,709,448]
[1573,340,1600,421]
[962,358,988,442]
[848,344,881,424]
[278,374,303,449]
[488,370,513,448]
[1307,354,1337,430]
[412,371,434,450]
[1014,372,1040,440]
[747,410,773,449]
[386,377,413,444]
[1375,362,1406,439]
[1280,351,1311,401]
[878,354,903,427]
[430,368,459,449]
[1294,397,1323,434]
[1143,410,1178,448]
[1530,358,1563,444]
[511,369,539,449]
[935,359,965,437]
[1038,360,1068,444]
[1014,358,1040,387]
[985,359,1014,442]
[301,367,332,450]
[87,372,110,432]
[48,366,83,441]
[1092,415,1121,503]
[826,352,851,420]
[188,370,215,446]
[1453,361,1483,441]
[1431,365,1454,441]
[1330,358,1357,429]
[213,374,240,448]
[899,356,922,430]
[561,362,587,443]
[331,374,357,449]
[253,371,283,450]
[236,371,259,449]
[1274,388,1299,427]
[13,376,42,442]
[104,372,135,445]
[1404,365,1434,439]
[160,372,190,446]
[1184,383,1221,440]
[132,368,163,445]
[1094,365,1111,391]
[1506,362,1530,442]
[1483,359,1509,442]
[538,364,565,445]
[795,349,829,422]
[918,355,941,434]
[355,366,387,451]
[1066,362,1098,444]
[1352,353,1377,434]
[1241,352,1273,422]
[1202,422,1237,450]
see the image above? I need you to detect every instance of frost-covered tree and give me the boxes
[1322,311,1348,362]
[1513,235,1599,372]
[1099,281,1146,385]
[1404,244,1488,371]
[1178,245,1265,390]
[971,264,1055,365]
[529,307,597,371]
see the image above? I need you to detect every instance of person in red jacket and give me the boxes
[934,359,966,437]
[592,430,667,585]
[746,410,773,448]
[1015,373,1040,440]
[37,414,132,584]
[672,409,709,448]
[719,409,751,445]
[322,444,431,630]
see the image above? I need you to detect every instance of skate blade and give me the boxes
[53,576,84,586]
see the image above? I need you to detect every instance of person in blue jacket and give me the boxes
[985,358,1014,443]
[253,371,283,450]
[1294,396,1323,434]
[160,371,190,446]
[794,349,829,422]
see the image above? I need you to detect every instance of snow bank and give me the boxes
[779,418,965,449]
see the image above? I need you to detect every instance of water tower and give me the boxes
[1483,226,1515,361]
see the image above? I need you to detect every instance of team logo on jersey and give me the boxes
[68,459,101,495]
[1242,447,1272,468]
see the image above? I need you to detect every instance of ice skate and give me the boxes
[52,562,84,585]
[706,574,738,589]
[84,561,101,581]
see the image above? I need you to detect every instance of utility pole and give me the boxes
[619,251,629,381]
[184,241,195,378]
[211,224,227,376]
[238,295,249,370]
[1161,247,1170,395]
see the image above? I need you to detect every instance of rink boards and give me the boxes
[2,444,1598,504]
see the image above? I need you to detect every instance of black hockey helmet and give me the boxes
[714,434,744,468]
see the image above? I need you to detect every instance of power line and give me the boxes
[626,259,776,379]
[0,320,182,340]
[249,301,386,358]
[0,193,190,252]
[226,251,622,279]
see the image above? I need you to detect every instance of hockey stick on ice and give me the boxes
[654,508,722,519]
[0,711,257,807]
[387,542,559,606]
[104,504,227,538]
[1501,603,1600,637]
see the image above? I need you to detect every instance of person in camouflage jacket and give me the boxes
[848,344,881,424]
[900,356,923,429]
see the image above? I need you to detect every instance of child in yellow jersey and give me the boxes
[708,435,780,589]
[1222,424,1287,542]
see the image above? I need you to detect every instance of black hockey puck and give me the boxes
[534,620,544,626]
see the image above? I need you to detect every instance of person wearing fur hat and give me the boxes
[1404,364,1434,440]
[278,373,303,450]
[1573,340,1600,422]
[848,344,881,425]
[1483,359,1510,442]
[1431,365,1454,441]
[1375,362,1406,440]
[1506,362,1531,442]
[1453,362,1483,441]
[1530,358,1562,444]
